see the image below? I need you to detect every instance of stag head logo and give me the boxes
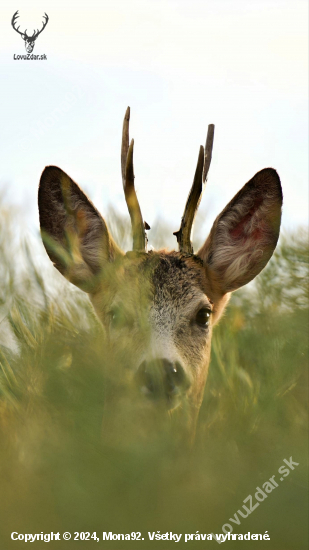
[11,11,49,53]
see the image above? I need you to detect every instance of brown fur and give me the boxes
[38,164,282,443]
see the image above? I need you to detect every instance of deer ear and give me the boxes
[198,168,282,294]
[38,166,123,292]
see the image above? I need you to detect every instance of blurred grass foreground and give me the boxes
[0,203,308,549]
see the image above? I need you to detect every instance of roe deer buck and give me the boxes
[38,108,282,444]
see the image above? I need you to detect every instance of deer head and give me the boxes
[11,11,48,53]
[38,108,282,444]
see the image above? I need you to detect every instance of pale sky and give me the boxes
[1,0,308,249]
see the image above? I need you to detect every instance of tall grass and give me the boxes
[0,205,308,549]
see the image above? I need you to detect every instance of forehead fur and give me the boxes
[148,252,206,303]
[93,250,212,317]
[121,251,208,310]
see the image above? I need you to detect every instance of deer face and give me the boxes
[38,109,282,443]
[24,38,35,53]
[90,252,215,417]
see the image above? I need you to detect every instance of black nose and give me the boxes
[136,359,190,406]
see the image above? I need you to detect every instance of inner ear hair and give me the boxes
[38,166,123,291]
[198,168,282,294]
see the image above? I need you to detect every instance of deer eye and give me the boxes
[109,307,127,329]
[195,308,211,327]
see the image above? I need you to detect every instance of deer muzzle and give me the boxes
[136,359,190,409]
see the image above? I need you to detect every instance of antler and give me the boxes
[173,124,215,254]
[32,13,49,40]
[11,11,49,40]
[121,107,148,252]
[11,11,25,37]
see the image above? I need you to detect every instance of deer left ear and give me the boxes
[198,168,282,294]
[38,166,123,293]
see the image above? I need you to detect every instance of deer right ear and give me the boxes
[198,168,282,294]
[38,166,123,292]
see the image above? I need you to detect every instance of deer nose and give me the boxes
[136,359,190,407]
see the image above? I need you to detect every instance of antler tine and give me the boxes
[11,11,24,36]
[203,124,215,184]
[174,124,215,254]
[41,13,49,32]
[121,107,147,252]
[173,146,204,254]
[121,107,130,185]
[33,13,49,39]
